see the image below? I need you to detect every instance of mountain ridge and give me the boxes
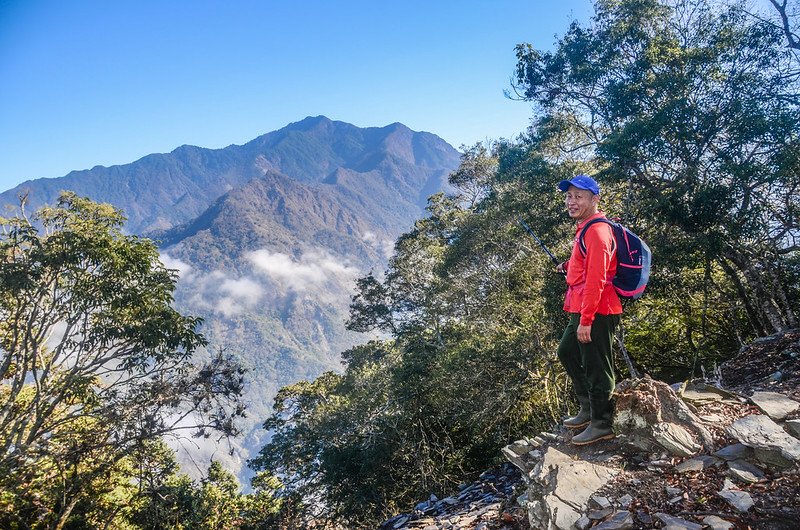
[0,116,459,234]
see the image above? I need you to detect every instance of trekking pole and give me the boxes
[518,219,564,273]
[615,322,640,379]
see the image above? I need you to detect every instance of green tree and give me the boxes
[195,461,242,530]
[251,369,358,525]
[448,142,498,208]
[0,193,246,529]
[127,447,282,530]
[512,0,799,335]
[240,471,283,530]
[127,439,198,530]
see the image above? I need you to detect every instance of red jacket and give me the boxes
[563,211,622,325]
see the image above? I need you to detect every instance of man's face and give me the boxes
[564,186,599,222]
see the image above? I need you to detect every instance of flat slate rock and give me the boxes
[501,446,528,472]
[681,382,740,404]
[749,391,800,420]
[594,510,634,530]
[727,414,800,462]
[718,489,754,512]
[727,459,765,483]
[753,447,794,468]
[653,422,703,457]
[786,419,800,438]
[575,515,592,530]
[713,443,752,461]
[531,447,619,530]
[505,440,532,456]
[702,515,734,530]
[675,455,720,473]
[655,512,703,530]
[590,495,612,509]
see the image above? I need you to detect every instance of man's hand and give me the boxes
[555,261,567,275]
[577,323,592,343]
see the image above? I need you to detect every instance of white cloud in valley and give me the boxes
[159,253,262,317]
[247,248,360,292]
[361,230,395,258]
[215,276,265,317]
[160,246,361,317]
[160,253,197,282]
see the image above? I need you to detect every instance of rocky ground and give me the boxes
[381,329,800,530]
[379,463,527,530]
[720,329,800,401]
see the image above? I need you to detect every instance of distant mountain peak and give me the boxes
[294,115,333,125]
[384,121,410,131]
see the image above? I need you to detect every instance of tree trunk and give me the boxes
[717,256,768,336]
[768,258,798,328]
[615,324,640,378]
[53,495,81,530]
[720,248,792,335]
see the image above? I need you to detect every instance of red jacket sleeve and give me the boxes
[580,223,615,326]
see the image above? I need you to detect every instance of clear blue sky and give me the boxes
[0,0,594,191]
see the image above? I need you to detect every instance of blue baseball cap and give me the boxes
[558,174,600,195]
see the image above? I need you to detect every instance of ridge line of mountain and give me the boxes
[0,116,461,236]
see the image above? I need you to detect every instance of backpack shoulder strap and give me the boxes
[578,218,615,256]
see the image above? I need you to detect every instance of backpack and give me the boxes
[578,218,651,300]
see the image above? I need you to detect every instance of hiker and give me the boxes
[555,174,622,445]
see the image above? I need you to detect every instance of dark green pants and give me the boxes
[557,313,620,425]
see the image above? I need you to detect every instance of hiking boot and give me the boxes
[571,422,615,445]
[563,396,590,429]
[572,394,615,445]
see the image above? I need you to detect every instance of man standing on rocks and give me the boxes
[555,175,621,445]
